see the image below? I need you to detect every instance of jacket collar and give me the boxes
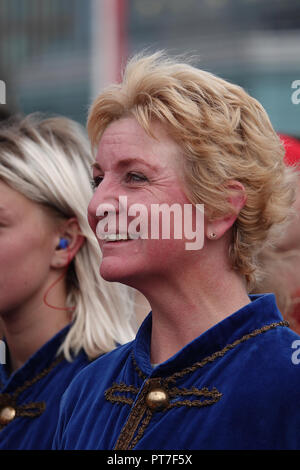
[133,294,284,377]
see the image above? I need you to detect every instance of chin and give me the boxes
[99,260,136,285]
[100,263,151,293]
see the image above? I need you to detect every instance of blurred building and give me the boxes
[128,0,300,136]
[0,0,91,123]
[0,0,299,134]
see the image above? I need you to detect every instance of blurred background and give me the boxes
[0,0,299,135]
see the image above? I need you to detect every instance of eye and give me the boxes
[125,172,148,183]
[90,175,103,190]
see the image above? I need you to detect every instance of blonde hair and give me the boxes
[252,248,300,329]
[0,114,136,360]
[88,51,297,288]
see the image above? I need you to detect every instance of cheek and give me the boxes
[87,193,104,235]
[0,231,53,313]
[87,211,97,234]
[3,235,45,276]
[0,231,31,266]
[146,237,185,259]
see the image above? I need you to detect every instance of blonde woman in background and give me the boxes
[0,106,11,343]
[0,114,138,449]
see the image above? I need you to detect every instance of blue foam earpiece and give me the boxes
[58,238,69,249]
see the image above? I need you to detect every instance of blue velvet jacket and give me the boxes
[53,294,300,450]
[0,325,90,449]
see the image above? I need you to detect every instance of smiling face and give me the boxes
[0,180,60,317]
[88,117,204,289]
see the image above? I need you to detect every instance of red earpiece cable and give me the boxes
[43,249,76,312]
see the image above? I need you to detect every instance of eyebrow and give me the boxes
[91,157,158,173]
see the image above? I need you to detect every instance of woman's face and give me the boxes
[88,117,203,288]
[0,180,59,316]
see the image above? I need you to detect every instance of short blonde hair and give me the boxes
[88,51,297,288]
[0,114,136,360]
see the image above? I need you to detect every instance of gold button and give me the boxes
[0,406,16,425]
[146,388,169,411]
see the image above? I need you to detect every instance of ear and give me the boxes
[51,218,85,269]
[206,181,247,241]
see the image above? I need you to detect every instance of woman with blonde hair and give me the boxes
[0,114,136,449]
[54,52,300,450]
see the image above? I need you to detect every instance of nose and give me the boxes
[87,176,120,233]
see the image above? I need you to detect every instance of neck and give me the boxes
[1,277,70,373]
[136,247,250,365]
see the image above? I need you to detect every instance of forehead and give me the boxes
[96,117,182,169]
[0,179,26,205]
[0,180,47,221]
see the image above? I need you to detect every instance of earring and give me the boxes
[209,232,217,239]
[58,238,69,249]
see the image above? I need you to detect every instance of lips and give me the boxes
[104,234,129,242]
[101,233,140,242]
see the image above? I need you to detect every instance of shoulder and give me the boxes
[53,341,134,449]
[231,323,300,398]
[61,340,134,400]
[53,349,90,381]
[256,322,300,368]
[267,325,300,385]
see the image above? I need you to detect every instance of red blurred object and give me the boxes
[278,133,300,167]
[278,133,300,333]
